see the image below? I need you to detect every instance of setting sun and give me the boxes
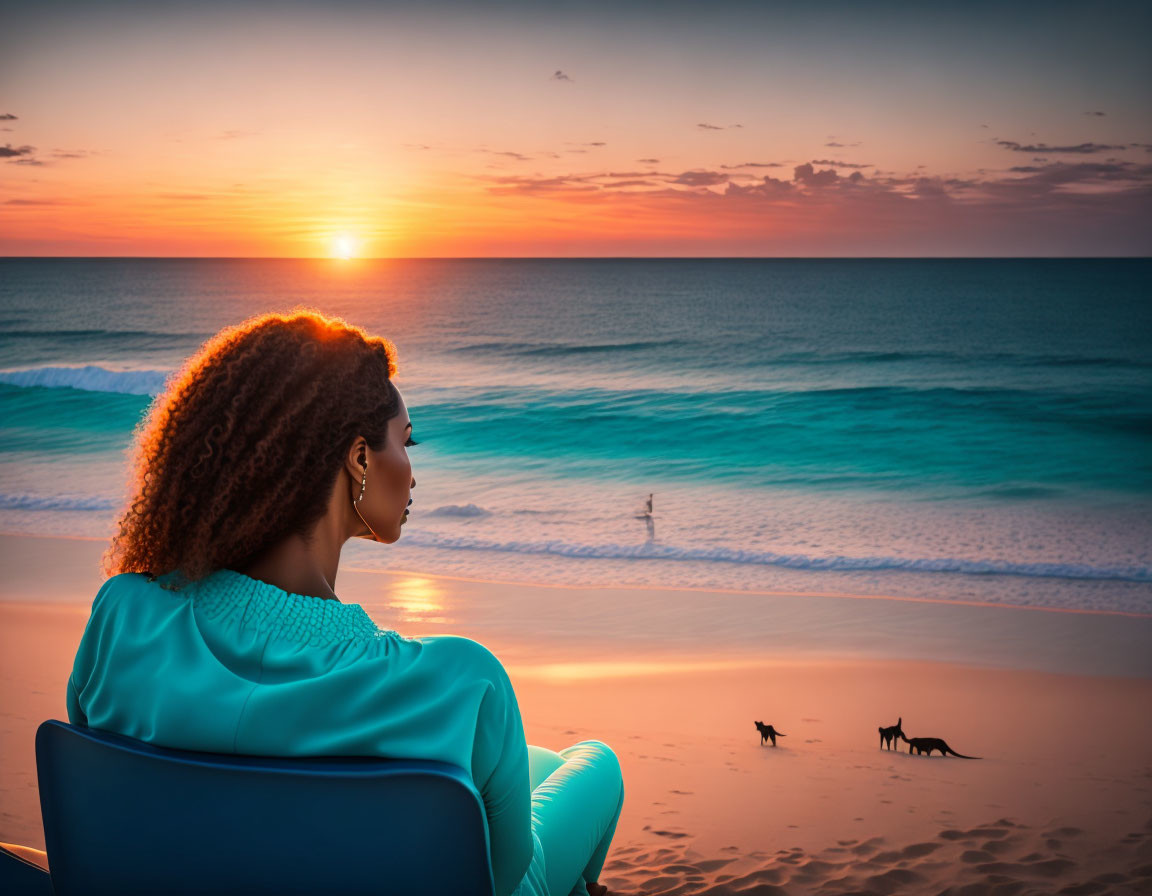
[332,236,356,259]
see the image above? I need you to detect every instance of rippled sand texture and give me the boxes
[599,817,1152,895]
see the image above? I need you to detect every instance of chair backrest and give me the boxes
[36,720,495,896]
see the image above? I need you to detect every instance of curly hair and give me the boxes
[102,308,400,585]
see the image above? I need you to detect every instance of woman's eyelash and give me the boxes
[405,437,419,447]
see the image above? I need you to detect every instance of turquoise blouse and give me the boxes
[67,569,545,896]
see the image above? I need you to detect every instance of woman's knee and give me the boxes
[561,740,622,788]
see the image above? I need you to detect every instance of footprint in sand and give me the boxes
[901,842,942,858]
[864,867,923,892]
[1042,826,1083,838]
[694,858,735,873]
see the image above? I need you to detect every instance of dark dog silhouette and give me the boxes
[878,717,904,750]
[754,721,785,747]
[901,733,980,758]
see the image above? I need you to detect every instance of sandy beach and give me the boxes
[2,532,1151,894]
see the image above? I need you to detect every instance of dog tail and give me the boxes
[944,744,980,759]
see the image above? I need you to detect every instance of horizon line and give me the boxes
[1,255,1150,261]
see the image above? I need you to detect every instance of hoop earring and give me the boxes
[352,467,383,543]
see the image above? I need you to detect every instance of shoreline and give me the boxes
[3,532,1149,680]
[6,529,1149,620]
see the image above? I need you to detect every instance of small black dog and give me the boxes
[901,733,980,758]
[754,721,786,747]
[878,717,904,750]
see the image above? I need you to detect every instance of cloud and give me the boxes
[0,143,35,158]
[809,159,872,169]
[825,140,861,148]
[793,162,838,187]
[551,70,572,81]
[720,161,784,169]
[5,198,64,205]
[912,177,949,197]
[673,170,729,187]
[483,173,599,196]
[637,158,660,164]
[1130,143,1152,153]
[599,179,657,188]
[8,158,45,166]
[997,159,1152,187]
[725,176,795,198]
[996,140,1127,154]
[1084,111,1106,116]
[51,150,91,160]
[697,123,724,130]
[472,153,1152,231]
[0,113,16,121]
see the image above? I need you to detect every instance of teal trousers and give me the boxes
[526,741,624,896]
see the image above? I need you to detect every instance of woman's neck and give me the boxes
[236,529,343,601]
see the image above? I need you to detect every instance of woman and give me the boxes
[67,309,624,896]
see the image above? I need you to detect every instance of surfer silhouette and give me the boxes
[635,493,655,542]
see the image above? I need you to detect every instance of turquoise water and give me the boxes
[1,258,1150,612]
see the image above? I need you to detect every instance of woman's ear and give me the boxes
[346,436,368,479]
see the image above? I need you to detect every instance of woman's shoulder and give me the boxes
[86,570,193,622]
[91,571,153,604]
[414,634,513,684]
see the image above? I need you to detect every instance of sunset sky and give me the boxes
[2,0,1150,257]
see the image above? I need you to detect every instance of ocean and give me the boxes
[1,258,1150,614]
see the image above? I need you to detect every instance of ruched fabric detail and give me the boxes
[189,568,393,647]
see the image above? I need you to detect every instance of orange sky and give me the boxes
[2,1,1150,256]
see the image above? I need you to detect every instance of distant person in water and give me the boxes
[68,309,624,896]
[635,493,655,542]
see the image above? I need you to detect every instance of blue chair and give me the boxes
[1,719,495,895]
